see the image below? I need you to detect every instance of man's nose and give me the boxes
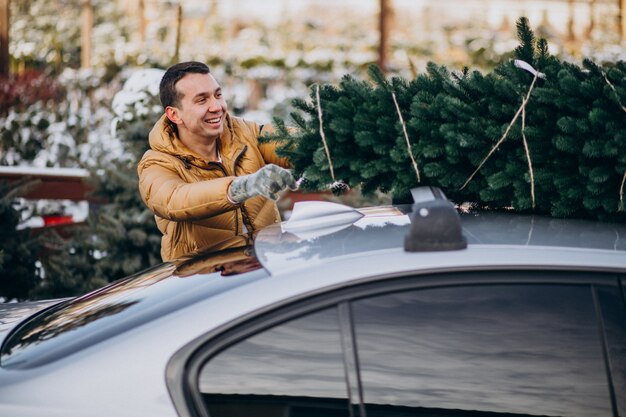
[208,98,221,112]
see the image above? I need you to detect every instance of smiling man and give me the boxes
[137,61,296,261]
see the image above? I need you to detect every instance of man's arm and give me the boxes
[138,153,237,221]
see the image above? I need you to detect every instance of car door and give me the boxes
[178,271,626,417]
[350,275,626,417]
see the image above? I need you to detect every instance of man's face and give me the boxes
[170,72,228,142]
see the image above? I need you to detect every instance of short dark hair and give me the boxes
[159,61,210,109]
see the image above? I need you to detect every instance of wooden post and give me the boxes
[139,0,146,43]
[566,0,576,41]
[81,0,93,69]
[620,0,626,40]
[378,0,391,73]
[209,0,218,19]
[585,0,595,39]
[173,1,182,64]
[0,0,9,77]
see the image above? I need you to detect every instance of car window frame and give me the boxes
[167,270,622,417]
[595,275,626,416]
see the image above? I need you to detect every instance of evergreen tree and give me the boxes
[0,179,41,301]
[33,224,108,299]
[0,64,164,300]
[89,77,165,279]
[41,81,163,296]
[267,17,626,222]
[87,158,162,280]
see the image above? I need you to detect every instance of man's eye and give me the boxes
[197,98,206,103]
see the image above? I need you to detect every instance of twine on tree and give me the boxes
[315,84,336,182]
[617,171,626,211]
[603,74,626,113]
[460,67,540,199]
[392,90,421,183]
[602,73,626,212]
[521,106,536,208]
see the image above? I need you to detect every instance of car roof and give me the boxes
[254,202,626,275]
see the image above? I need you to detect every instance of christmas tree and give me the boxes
[0,179,41,300]
[267,17,626,222]
[38,80,164,298]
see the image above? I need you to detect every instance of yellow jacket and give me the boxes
[137,114,288,261]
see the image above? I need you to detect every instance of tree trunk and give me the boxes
[139,0,146,43]
[378,0,392,73]
[173,1,182,64]
[585,0,596,39]
[209,0,218,18]
[617,0,626,41]
[81,0,93,69]
[566,0,576,41]
[0,0,9,77]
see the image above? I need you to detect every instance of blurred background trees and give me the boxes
[0,0,624,300]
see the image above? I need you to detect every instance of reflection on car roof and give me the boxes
[255,205,626,275]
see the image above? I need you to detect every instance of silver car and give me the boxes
[0,187,625,417]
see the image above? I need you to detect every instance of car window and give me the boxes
[595,285,626,416]
[352,284,613,417]
[198,307,350,417]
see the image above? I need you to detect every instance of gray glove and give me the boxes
[228,164,297,203]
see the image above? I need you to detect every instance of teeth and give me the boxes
[207,118,220,123]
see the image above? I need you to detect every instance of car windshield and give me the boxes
[0,246,268,369]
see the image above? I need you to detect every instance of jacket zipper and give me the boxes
[232,145,248,174]
[232,146,252,235]
[241,206,255,234]
[205,159,239,236]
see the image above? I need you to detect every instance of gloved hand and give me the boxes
[228,164,297,203]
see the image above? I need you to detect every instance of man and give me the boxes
[138,61,296,261]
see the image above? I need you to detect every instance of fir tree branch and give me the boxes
[315,84,336,182]
[460,71,539,191]
[391,90,421,184]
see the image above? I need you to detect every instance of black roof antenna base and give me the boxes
[404,186,468,252]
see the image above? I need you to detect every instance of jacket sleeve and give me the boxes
[138,151,238,222]
[257,123,292,169]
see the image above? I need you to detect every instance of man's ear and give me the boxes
[165,106,182,125]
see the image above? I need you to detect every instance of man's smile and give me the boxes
[205,116,222,126]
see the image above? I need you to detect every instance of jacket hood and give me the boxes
[148,113,242,169]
